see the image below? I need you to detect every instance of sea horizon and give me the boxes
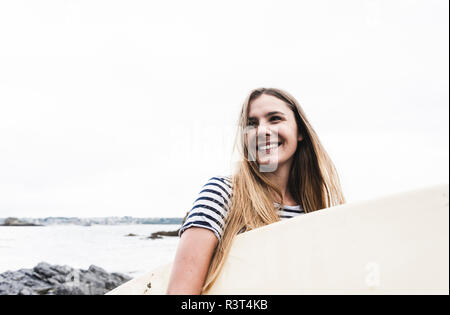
[0,216,184,226]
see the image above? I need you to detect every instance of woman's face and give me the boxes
[246,94,303,170]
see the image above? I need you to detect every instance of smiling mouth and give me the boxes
[257,142,282,151]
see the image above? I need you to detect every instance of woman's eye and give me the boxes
[247,116,281,126]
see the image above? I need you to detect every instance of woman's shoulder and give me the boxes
[204,175,233,189]
[206,174,233,186]
[179,174,233,242]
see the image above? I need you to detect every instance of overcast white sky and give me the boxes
[0,0,448,218]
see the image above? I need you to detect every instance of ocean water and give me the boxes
[0,224,181,277]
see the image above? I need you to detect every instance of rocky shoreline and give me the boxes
[0,262,131,295]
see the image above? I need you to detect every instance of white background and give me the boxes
[0,0,448,218]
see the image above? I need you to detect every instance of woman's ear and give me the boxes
[298,134,304,142]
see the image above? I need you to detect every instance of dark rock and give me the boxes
[0,262,131,295]
[1,217,41,226]
[147,234,163,239]
[34,262,58,278]
[148,229,180,239]
[52,284,85,295]
[125,233,138,237]
[49,264,72,276]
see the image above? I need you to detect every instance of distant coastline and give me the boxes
[0,216,183,226]
[0,217,42,226]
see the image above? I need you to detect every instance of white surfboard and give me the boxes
[107,184,449,295]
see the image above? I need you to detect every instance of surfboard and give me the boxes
[107,184,449,295]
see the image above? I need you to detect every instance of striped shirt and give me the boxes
[178,175,305,242]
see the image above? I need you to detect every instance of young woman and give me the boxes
[166,87,346,294]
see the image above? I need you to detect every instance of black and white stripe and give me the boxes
[179,175,305,241]
[179,176,232,241]
[275,202,305,219]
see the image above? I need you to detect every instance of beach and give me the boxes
[0,224,181,278]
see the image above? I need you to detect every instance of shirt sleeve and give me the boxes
[178,176,232,242]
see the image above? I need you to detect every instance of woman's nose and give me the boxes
[257,126,269,137]
[256,121,271,134]
[257,125,277,142]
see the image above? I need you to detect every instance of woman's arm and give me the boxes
[166,227,218,295]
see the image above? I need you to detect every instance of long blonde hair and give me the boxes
[201,87,346,293]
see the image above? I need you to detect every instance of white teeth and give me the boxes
[259,143,280,150]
